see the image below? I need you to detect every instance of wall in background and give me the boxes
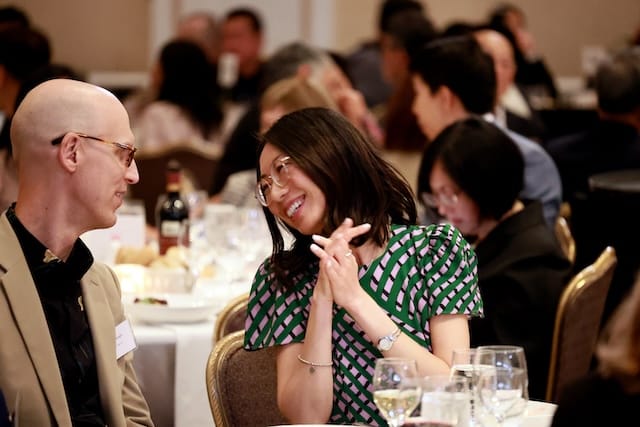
[12,0,149,73]
[10,0,640,80]
[335,0,640,78]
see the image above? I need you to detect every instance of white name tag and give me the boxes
[115,319,137,359]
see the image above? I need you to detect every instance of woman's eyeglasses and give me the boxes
[255,156,292,207]
[421,191,459,208]
[51,132,137,168]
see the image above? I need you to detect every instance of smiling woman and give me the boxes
[243,107,482,425]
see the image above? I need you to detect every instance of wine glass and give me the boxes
[372,358,421,427]
[476,345,529,419]
[450,348,495,426]
[476,366,526,427]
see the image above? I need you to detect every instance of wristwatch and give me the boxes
[377,328,401,351]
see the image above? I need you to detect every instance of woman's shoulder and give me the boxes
[390,223,476,271]
[392,223,470,250]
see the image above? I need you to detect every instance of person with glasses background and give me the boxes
[244,107,482,425]
[409,34,561,228]
[417,116,571,400]
[0,79,154,426]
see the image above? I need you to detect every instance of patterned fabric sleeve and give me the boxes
[419,223,482,321]
[379,223,482,351]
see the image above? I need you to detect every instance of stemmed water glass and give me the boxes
[372,358,421,427]
[476,366,526,426]
[450,348,496,426]
[476,345,529,418]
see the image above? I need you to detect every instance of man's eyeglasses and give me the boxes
[421,190,459,208]
[255,156,292,207]
[51,132,137,168]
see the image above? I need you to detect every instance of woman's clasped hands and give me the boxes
[309,218,371,307]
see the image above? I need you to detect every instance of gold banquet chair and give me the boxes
[555,216,576,265]
[213,292,249,342]
[206,330,287,427]
[545,246,617,403]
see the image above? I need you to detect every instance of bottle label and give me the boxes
[158,220,190,255]
[160,220,182,238]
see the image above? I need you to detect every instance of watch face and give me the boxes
[378,337,392,351]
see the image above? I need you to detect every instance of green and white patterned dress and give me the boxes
[244,223,482,426]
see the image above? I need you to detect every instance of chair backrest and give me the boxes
[545,246,617,403]
[206,330,287,427]
[128,144,219,224]
[214,293,249,342]
[555,215,576,265]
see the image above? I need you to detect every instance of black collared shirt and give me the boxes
[6,206,106,426]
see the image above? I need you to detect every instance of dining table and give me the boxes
[128,279,251,427]
[266,400,557,427]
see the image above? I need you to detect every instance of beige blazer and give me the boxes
[0,215,154,426]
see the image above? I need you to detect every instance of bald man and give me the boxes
[0,79,153,426]
[475,28,546,140]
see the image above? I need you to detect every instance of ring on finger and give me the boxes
[345,250,353,257]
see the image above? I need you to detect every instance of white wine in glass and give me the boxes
[372,358,421,427]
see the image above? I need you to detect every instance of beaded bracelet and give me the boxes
[297,354,333,373]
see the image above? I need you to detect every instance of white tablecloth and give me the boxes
[132,319,216,427]
[130,279,251,427]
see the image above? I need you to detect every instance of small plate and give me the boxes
[125,293,217,324]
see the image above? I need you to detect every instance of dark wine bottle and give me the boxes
[156,160,190,255]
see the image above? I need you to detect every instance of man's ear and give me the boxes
[57,133,80,172]
[438,86,458,113]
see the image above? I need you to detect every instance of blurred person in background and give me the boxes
[488,3,558,107]
[546,48,640,215]
[0,25,51,211]
[176,10,219,64]
[209,41,382,198]
[347,0,425,112]
[380,8,437,151]
[0,5,30,30]
[475,28,547,141]
[124,10,220,124]
[220,7,265,104]
[132,39,223,155]
[410,35,562,227]
[417,117,571,400]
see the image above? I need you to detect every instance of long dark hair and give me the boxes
[258,107,417,288]
[157,39,222,137]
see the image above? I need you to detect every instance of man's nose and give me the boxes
[126,160,140,184]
